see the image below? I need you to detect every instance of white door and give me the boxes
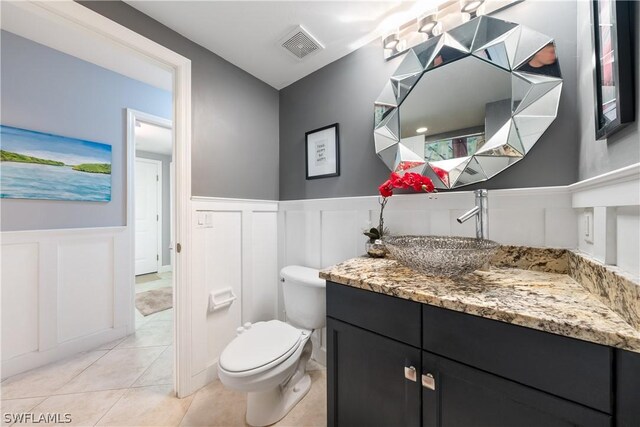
[135,158,161,275]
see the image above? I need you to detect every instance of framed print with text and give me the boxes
[305,123,340,179]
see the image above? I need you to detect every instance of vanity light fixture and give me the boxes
[381,0,519,60]
[383,32,400,50]
[417,13,440,36]
[460,0,485,13]
[416,127,428,133]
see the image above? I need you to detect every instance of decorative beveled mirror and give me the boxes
[374,16,563,189]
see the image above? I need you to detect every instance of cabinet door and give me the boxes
[422,351,611,427]
[327,318,421,427]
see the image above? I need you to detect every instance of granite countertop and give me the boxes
[320,252,640,353]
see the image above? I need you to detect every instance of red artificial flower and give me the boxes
[389,172,405,188]
[422,178,435,193]
[378,180,394,197]
[378,172,435,198]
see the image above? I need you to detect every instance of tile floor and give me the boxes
[1,272,327,426]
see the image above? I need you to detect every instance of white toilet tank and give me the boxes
[280,266,326,330]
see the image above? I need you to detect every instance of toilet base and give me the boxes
[245,373,312,426]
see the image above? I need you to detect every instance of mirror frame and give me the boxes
[373,16,563,189]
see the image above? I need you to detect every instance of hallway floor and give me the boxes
[2,272,327,426]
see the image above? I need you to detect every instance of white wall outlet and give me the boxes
[584,209,594,244]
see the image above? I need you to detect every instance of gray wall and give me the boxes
[80,1,280,201]
[1,31,172,231]
[577,0,640,180]
[136,150,172,267]
[279,1,579,200]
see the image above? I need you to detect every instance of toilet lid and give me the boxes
[219,320,302,373]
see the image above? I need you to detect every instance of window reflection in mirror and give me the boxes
[399,55,510,162]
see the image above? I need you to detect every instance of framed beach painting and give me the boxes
[0,125,112,202]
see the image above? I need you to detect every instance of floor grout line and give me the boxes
[120,343,171,392]
[175,388,197,427]
[91,388,128,427]
[36,349,112,399]
[129,344,172,388]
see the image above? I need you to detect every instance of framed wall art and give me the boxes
[305,123,340,179]
[591,0,635,140]
[0,125,112,201]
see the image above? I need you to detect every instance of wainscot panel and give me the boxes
[1,226,130,378]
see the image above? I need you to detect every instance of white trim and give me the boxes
[569,163,640,192]
[278,185,571,208]
[15,1,193,398]
[158,265,173,274]
[134,156,163,275]
[3,326,129,379]
[191,196,280,204]
[191,197,279,213]
[570,163,640,208]
[128,109,172,274]
[0,226,126,238]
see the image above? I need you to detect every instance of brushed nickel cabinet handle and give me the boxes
[404,366,417,382]
[422,373,436,390]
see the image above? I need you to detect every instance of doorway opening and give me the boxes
[1,1,193,398]
[130,111,174,325]
[130,110,175,388]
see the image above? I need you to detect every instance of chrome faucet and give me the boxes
[457,189,488,240]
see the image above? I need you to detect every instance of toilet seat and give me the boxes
[219,320,303,377]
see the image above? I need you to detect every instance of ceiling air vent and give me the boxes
[280,26,324,60]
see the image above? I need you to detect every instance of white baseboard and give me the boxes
[1,326,128,379]
[158,265,173,274]
[190,361,220,395]
[312,347,327,367]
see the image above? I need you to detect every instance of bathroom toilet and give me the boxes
[217,265,326,426]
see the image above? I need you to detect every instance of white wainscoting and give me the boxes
[278,187,577,364]
[279,187,578,271]
[278,163,640,362]
[189,197,279,391]
[572,164,640,278]
[1,226,130,379]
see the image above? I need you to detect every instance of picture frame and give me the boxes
[0,125,112,202]
[305,123,340,179]
[591,0,635,140]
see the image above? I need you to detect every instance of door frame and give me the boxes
[129,111,172,277]
[12,1,194,398]
[134,156,163,275]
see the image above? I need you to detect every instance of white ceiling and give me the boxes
[136,122,173,156]
[124,1,448,89]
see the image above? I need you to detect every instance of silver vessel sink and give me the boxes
[383,235,500,277]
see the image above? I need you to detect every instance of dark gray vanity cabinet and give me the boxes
[326,280,422,427]
[421,351,610,427]
[326,281,639,427]
[327,318,421,427]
